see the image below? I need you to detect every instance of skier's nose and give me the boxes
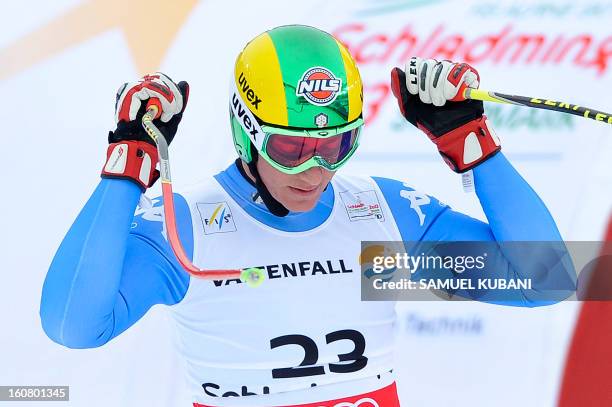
[298,166,324,186]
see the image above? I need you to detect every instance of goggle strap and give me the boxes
[229,79,266,150]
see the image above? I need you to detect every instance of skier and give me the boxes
[41,25,571,407]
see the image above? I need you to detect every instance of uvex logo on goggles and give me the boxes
[296,67,342,106]
[230,78,265,149]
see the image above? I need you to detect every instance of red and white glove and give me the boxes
[102,73,189,190]
[391,57,500,173]
[115,73,186,123]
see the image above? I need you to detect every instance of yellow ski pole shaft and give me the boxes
[463,88,612,126]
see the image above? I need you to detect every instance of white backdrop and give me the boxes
[1,0,611,406]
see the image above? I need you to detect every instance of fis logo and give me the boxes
[205,204,232,229]
[197,202,237,235]
[296,67,342,106]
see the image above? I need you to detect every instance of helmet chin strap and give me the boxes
[241,147,290,217]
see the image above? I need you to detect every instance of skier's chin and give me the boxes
[280,186,324,212]
[249,158,335,213]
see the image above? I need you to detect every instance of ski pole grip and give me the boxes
[145,98,162,119]
[454,82,469,101]
[142,100,164,145]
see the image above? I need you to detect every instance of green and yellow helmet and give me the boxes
[230,25,364,172]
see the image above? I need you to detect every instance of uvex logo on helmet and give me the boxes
[296,67,342,106]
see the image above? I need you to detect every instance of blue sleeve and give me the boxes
[40,178,191,348]
[374,152,575,306]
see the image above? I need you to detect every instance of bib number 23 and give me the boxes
[270,329,367,379]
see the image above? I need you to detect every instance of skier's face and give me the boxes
[256,158,335,212]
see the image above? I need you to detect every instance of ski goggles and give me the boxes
[258,118,363,175]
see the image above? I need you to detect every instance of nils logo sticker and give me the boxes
[296,67,342,106]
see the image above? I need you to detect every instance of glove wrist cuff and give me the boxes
[101,141,160,191]
[430,115,501,173]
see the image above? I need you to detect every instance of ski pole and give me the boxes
[141,99,265,286]
[464,88,612,126]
